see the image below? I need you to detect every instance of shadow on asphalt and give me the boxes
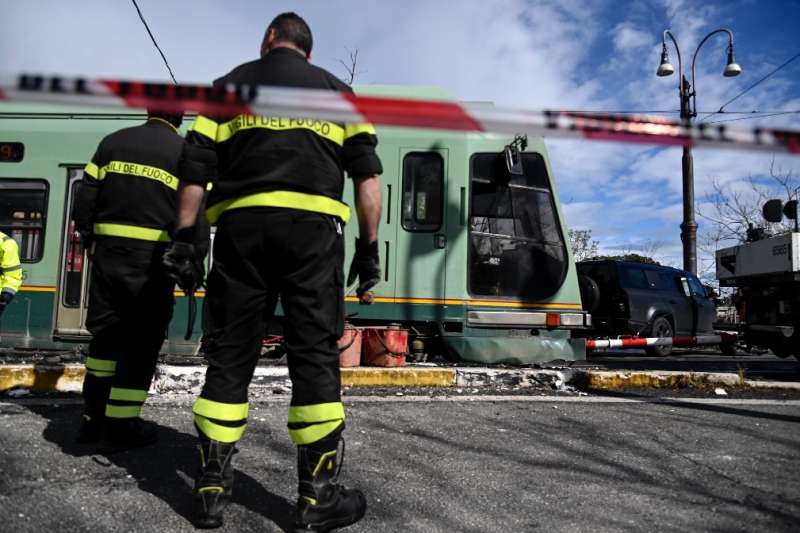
[364,401,800,530]
[25,404,296,532]
[584,388,800,424]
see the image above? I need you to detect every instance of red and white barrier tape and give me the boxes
[1,74,798,155]
[586,333,738,350]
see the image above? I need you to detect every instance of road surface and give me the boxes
[1,393,798,532]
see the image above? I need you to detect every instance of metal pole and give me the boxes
[682,28,737,275]
[680,74,697,274]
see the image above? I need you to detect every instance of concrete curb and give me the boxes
[581,370,800,390]
[2,363,799,394]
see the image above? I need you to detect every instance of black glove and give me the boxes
[346,238,381,303]
[163,228,205,292]
[0,290,13,318]
[78,230,93,250]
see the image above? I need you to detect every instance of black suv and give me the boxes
[577,260,717,356]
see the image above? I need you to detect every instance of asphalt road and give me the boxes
[1,394,799,533]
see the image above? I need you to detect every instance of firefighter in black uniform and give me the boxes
[75,111,200,452]
[164,12,383,531]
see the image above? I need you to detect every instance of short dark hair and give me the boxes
[267,12,313,56]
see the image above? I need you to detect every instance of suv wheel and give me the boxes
[578,275,600,313]
[645,316,674,357]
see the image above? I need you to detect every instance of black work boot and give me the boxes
[76,414,104,444]
[100,418,159,453]
[77,375,112,444]
[193,437,237,529]
[295,436,366,532]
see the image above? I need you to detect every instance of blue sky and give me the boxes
[2,0,799,276]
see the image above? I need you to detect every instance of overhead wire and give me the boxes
[698,51,800,123]
[554,109,798,116]
[706,110,799,125]
[130,0,178,84]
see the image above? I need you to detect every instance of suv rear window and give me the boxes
[619,266,648,289]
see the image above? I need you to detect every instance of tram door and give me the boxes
[54,168,92,339]
[393,149,449,316]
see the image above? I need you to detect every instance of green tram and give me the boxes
[0,87,589,363]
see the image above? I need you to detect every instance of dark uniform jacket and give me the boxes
[75,119,185,246]
[184,47,383,224]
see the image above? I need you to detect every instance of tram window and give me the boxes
[0,179,48,263]
[468,152,567,300]
[401,152,443,232]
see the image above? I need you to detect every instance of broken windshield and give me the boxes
[468,152,568,299]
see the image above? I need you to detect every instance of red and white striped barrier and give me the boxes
[1,74,798,155]
[586,333,737,350]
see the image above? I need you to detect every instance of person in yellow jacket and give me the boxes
[0,231,23,318]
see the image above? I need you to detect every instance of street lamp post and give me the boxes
[657,29,742,275]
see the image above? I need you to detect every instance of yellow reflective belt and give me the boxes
[189,115,219,141]
[206,191,351,224]
[106,404,142,418]
[193,398,249,421]
[84,162,99,180]
[94,223,170,242]
[288,419,344,445]
[216,115,344,146]
[344,123,377,139]
[287,402,345,424]
[109,388,147,403]
[194,415,247,443]
[98,160,180,191]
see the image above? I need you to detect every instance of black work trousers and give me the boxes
[194,207,345,445]
[82,240,175,421]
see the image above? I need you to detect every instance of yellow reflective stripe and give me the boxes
[312,450,337,477]
[1,265,22,273]
[287,402,345,424]
[197,486,225,494]
[87,370,115,378]
[93,223,171,242]
[98,160,180,190]
[189,115,219,141]
[206,191,351,224]
[84,162,100,180]
[288,419,344,445]
[344,123,377,139]
[109,388,147,402]
[85,357,116,372]
[193,398,249,421]
[215,115,344,146]
[194,415,246,443]
[106,404,142,418]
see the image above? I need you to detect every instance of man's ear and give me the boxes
[261,28,277,57]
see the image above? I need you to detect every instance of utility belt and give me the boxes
[205,190,351,225]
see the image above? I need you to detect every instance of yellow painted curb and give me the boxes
[341,367,456,388]
[584,370,740,389]
[0,364,86,393]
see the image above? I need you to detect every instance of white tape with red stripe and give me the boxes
[586,333,737,350]
[1,74,798,155]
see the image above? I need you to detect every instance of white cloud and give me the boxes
[612,22,653,52]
